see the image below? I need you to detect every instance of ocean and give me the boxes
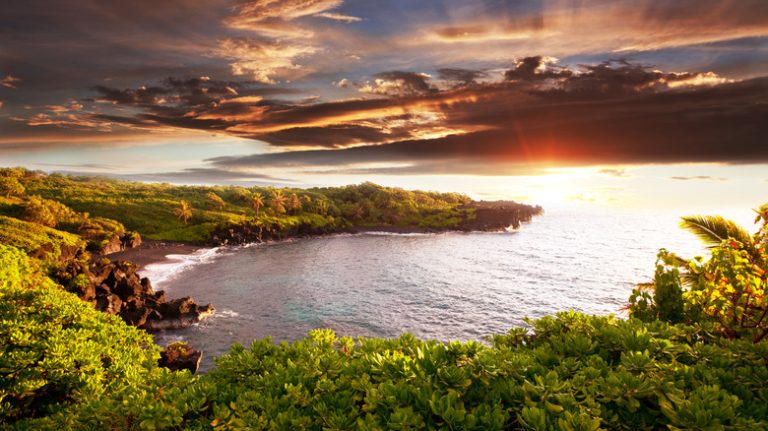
[147,205,755,370]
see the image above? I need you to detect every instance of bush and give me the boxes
[0,177,24,198]
[0,244,198,429]
[627,249,688,323]
[189,316,767,430]
[630,204,768,343]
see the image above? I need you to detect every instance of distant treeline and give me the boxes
[0,167,539,246]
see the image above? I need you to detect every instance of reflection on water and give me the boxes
[150,206,749,371]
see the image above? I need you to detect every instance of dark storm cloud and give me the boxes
[2,0,766,178]
[254,124,412,148]
[504,56,572,81]
[207,76,768,174]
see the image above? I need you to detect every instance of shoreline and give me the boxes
[105,240,205,270]
[104,223,537,271]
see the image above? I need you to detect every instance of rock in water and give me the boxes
[79,259,215,330]
[158,342,202,373]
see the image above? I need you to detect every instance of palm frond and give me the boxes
[679,215,753,248]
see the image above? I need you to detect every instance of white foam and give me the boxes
[141,246,225,292]
[361,231,435,237]
[217,309,241,318]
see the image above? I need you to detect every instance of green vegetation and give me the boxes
[0,244,196,429]
[0,216,83,265]
[1,166,766,429]
[628,204,768,343]
[1,168,476,242]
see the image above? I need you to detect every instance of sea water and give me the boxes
[148,205,756,370]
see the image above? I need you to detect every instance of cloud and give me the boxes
[669,175,728,181]
[120,167,291,185]
[224,0,347,29]
[505,56,571,81]
[204,75,768,175]
[357,71,437,97]
[1,75,21,89]
[214,37,317,84]
[254,124,412,148]
[504,58,731,97]
[314,12,361,23]
[420,0,768,54]
[6,35,766,178]
[219,0,358,83]
[437,68,487,86]
[44,167,292,186]
[599,169,629,178]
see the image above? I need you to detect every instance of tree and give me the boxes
[315,199,330,215]
[0,177,25,198]
[629,204,768,342]
[249,193,264,216]
[23,196,56,227]
[680,215,759,262]
[286,193,302,214]
[174,200,192,225]
[269,190,286,215]
[301,195,312,212]
[205,192,226,211]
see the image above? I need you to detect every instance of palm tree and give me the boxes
[249,193,264,216]
[287,193,302,214]
[315,199,330,215]
[680,215,754,249]
[174,200,192,225]
[269,190,286,215]
[680,215,760,264]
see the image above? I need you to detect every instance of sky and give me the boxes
[1,0,766,210]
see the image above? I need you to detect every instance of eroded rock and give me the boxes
[158,342,202,374]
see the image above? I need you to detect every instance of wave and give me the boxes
[360,231,437,237]
[141,247,226,291]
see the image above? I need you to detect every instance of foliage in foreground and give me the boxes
[4,236,767,430]
[0,244,196,429]
[629,204,768,343]
[2,184,768,429]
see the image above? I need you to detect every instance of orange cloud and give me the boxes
[218,0,359,84]
[409,0,768,58]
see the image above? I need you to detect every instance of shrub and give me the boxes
[205,192,226,211]
[189,317,767,430]
[628,249,688,323]
[0,177,24,198]
[0,244,197,429]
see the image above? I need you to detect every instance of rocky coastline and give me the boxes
[210,200,544,246]
[70,199,542,373]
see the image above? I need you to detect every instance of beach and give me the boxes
[106,240,203,270]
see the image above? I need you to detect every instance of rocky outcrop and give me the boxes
[96,232,142,255]
[211,220,338,246]
[59,259,214,330]
[458,201,543,231]
[158,342,203,373]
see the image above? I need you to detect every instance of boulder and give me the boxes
[145,298,215,330]
[99,234,124,255]
[158,343,202,374]
[121,232,142,249]
[95,293,122,315]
